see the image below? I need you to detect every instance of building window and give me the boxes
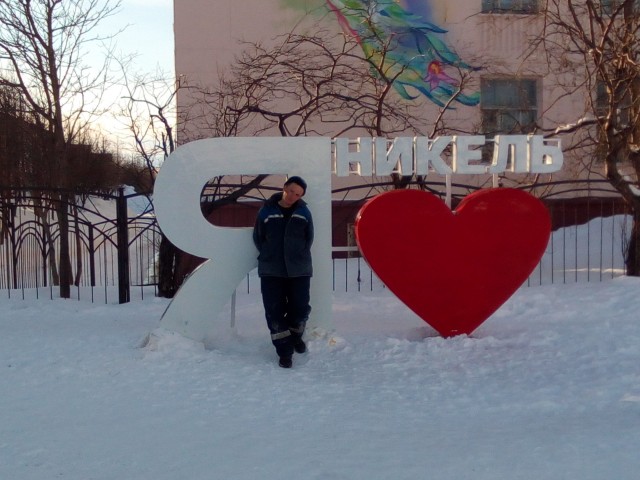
[481,78,538,163]
[595,82,609,117]
[481,78,538,135]
[594,79,638,160]
[602,0,640,14]
[595,80,637,127]
[481,0,539,14]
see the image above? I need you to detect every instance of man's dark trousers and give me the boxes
[260,276,311,357]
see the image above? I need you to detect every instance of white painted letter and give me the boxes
[334,137,373,176]
[375,137,413,176]
[415,136,453,175]
[530,136,563,173]
[154,137,332,343]
[489,135,530,173]
[453,135,486,174]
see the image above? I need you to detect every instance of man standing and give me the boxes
[253,176,313,368]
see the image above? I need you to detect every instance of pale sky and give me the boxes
[99,0,174,75]
[88,0,174,152]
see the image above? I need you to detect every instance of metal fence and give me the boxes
[0,187,160,303]
[0,182,634,303]
[328,212,632,293]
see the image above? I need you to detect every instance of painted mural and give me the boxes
[281,0,480,107]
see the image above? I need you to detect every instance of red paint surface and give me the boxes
[355,189,551,337]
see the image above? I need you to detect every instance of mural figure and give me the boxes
[284,0,480,107]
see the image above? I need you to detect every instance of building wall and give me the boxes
[173,1,613,196]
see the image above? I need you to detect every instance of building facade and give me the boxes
[172,1,614,198]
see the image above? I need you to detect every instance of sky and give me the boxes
[87,0,174,148]
[99,0,174,76]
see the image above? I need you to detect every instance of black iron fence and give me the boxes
[0,187,160,303]
[0,181,634,303]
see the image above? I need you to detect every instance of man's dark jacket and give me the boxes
[253,192,314,278]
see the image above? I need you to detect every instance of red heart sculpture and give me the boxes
[355,188,550,337]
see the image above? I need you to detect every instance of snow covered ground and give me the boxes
[1,270,639,479]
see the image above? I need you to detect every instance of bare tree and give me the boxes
[162,13,480,293]
[116,69,186,297]
[117,71,273,296]
[186,29,474,141]
[0,0,120,296]
[534,0,640,275]
[182,25,478,194]
[117,68,177,183]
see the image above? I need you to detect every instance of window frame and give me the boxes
[601,0,640,15]
[481,77,539,135]
[481,0,539,14]
[480,77,540,164]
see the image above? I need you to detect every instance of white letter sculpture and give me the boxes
[154,137,332,344]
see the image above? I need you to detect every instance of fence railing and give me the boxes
[0,187,160,303]
[0,182,634,303]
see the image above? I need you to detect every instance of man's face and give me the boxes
[281,182,305,207]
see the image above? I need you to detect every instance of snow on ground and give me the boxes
[1,273,639,479]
